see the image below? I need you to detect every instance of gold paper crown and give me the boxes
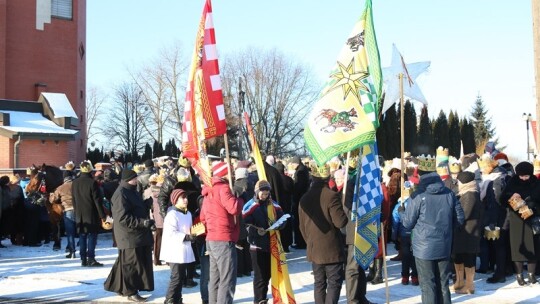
[80,160,94,173]
[310,162,330,178]
[328,157,342,171]
[534,156,540,169]
[178,157,191,168]
[417,155,436,172]
[436,146,449,157]
[404,152,412,159]
[477,153,498,171]
[348,156,359,169]
[64,161,75,171]
[148,173,159,184]
[449,156,461,174]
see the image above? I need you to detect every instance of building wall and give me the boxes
[17,140,69,169]
[0,136,11,169]
[0,0,87,165]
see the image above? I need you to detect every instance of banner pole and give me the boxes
[223,133,233,191]
[341,151,351,206]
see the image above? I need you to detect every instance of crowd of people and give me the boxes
[1,141,540,304]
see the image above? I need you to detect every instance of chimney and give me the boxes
[34,82,47,101]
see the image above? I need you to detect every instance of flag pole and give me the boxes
[399,73,405,208]
[341,151,351,206]
[223,133,234,191]
[381,221,390,304]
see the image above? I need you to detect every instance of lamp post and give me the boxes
[238,78,245,159]
[523,113,532,161]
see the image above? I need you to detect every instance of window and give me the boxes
[51,0,72,20]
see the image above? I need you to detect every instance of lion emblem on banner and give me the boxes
[315,108,358,133]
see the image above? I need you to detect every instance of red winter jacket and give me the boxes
[200,177,243,242]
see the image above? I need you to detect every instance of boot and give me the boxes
[66,250,76,259]
[366,261,376,282]
[456,267,475,294]
[87,258,103,267]
[371,258,384,285]
[390,248,402,261]
[450,263,465,292]
[528,273,537,284]
[516,274,526,286]
[53,240,61,251]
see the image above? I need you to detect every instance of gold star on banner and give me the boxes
[329,58,370,100]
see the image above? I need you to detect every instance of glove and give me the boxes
[184,234,197,242]
[398,205,405,213]
[143,219,156,231]
[257,227,267,236]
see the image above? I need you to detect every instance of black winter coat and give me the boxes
[500,175,539,261]
[452,189,483,255]
[111,181,154,250]
[72,173,106,234]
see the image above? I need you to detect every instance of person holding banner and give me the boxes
[242,180,286,304]
[200,161,244,304]
[299,163,348,304]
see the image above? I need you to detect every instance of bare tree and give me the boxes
[103,82,150,155]
[85,86,107,144]
[129,42,189,145]
[222,48,319,157]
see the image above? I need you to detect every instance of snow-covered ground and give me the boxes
[0,232,539,304]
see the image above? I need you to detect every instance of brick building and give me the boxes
[0,0,86,171]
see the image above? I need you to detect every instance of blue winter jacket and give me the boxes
[391,197,412,240]
[401,172,464,260]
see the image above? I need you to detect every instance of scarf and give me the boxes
[458,180,478,197]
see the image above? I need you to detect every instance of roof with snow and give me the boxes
[38,93,77,119]
[0,110,78,139]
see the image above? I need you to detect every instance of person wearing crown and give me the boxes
[400,154,464,304]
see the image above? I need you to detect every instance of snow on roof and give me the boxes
[0,111,78,135]
[39,92,77,118]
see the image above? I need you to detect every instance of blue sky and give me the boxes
[87,0,536,161]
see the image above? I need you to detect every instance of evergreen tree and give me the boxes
[470,94,497,147]
[383,103,399,159]
[460,118,476,154]
[377,112,388,160]
[433,110,450,150]
[142,143,152,161]
[448,111,462,157]
[152,140,164,158]
[404,100,417,155]
[417,106,434,155]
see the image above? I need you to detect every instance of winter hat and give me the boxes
[255,180,272,193]
[515,161,534,177]
[460,153,479,170]
[121,169,138,181]
[170,189,187,205]
[237,160,252,169]
[457,171,475,184]
[144,159,154,168]
[266,155,275,166]
[176,167,192,182]
[494,152,508,162]
[235,168,248,180]
[212,161,229,178]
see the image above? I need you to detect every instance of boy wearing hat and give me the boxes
[104,169,155,302]
[242,180,286,304]
[137,159,155,196]
[299,163,348,304]
[160,189,196,304]
[200,161,244,304]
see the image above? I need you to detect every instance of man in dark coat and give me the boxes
[137,159,155,196]
[401,158,464,304]
[72,161,106,267]
[274,162,294,252]
[104,169,155,302]
[299,163,348,304]
[291,156,310,249]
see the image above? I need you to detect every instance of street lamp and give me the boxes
[523,113,532,161]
